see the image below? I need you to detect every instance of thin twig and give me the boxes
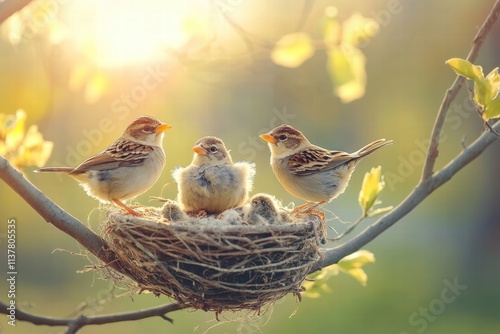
[0,0,33,24]
[328,214,365,241]
[0,300,183,333]
[421,0,500,181]
[295,0,315,31]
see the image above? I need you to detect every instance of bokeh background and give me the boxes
[1,0,499,333]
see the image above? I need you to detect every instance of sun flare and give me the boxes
[66,0,210,67]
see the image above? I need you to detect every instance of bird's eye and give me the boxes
[278,134,288,141]
[210,145,218,153]
[142,126,154,133]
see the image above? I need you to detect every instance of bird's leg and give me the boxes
[112,199,141,217]
[293,201,326,221]
[304,201,326,212]
[293,202,314,213]
[304,201,326,221]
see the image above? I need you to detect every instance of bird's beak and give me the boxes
[155,123,172,134]
[192,144,207,155]
[259,133,276,144]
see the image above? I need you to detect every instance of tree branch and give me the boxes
[0,0,33,25]
[0,300,183,334]
[0,1,499,332]
[0,156,119,270]
[315,120,500,271]
[421,0,500,181]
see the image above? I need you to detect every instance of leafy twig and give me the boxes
[315,119,500,271]
[465,80,500,137]
[421,0,500,181]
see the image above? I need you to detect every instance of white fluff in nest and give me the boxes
[217,208,245,225]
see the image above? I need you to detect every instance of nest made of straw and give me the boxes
[102,209,325,313]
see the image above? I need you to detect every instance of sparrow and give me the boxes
[35,116,171,216]
[172,136,255,214]
[246,193,282,225]
[260,124,392,212]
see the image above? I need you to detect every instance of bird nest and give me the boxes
[101,208,325,313]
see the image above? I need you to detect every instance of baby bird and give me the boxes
[160,199,189,222]
[260,124,392,212]
[246,193,282,225]
[172,136,255,215]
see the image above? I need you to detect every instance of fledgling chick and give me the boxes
[172,136,255,215]
[246,193,282,225]
[160,199,188,222]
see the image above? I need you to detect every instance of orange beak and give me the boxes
[259,133,276,144]
[192,144,207,155]
[155,123,172,134]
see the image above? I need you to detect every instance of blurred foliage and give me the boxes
[0,0,499,333]
[271,32,315,68]
[0,109,53,169]
[271,6,378,103]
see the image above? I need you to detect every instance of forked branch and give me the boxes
[1,1,500,333]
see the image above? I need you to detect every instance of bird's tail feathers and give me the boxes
[356,139,393,158]
[34,167,73,173]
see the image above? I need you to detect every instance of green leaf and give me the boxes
[271,32,315,68]
[302,264,339,298]
[484,97,500,120]
[327,45,366,103]
[474,77,494,107]
[338,250,376,270]
[358,166,385,214]
[337,250,375,287]
[446,58,484,80]
[485,67,500,101]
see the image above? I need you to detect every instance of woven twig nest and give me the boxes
[102,207,325,313]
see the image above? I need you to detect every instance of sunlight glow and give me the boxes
[67,1,210,67]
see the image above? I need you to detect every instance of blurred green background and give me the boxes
[1,0,499,333]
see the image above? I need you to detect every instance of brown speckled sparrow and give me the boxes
[172,136,255,214]
[35,116,171,216]
[260,124,392,212]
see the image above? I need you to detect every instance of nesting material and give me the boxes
[101,206,325,313]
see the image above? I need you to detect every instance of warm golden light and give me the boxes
[66,0,210,67]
